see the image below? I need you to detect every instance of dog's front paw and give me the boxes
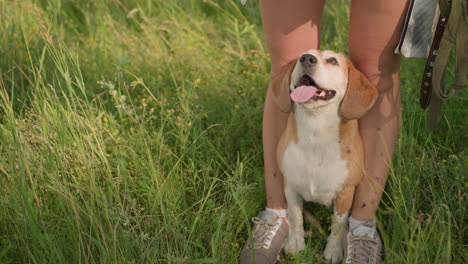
[284,233,305,254]
[324,237,343,264]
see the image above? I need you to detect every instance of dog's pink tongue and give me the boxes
[290,85,318,103]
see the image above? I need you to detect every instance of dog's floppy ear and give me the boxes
[270,60,296,113]
[339,61,378,120]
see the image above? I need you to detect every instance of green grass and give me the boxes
[0,0,466,263]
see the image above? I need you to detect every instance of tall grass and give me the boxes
[0,0,465,263]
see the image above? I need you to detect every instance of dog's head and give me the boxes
[271,49,378,120]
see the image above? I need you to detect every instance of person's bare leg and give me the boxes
[240,3,325,263]
[261,0,325,210]
[349,0,408,220]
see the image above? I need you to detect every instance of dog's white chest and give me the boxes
[281,111,348,206]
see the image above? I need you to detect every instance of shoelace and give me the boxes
[247,217,277,249]
[345,235,382,264]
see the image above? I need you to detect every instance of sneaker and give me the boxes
[240,211,288,264]
[343,225,384,264]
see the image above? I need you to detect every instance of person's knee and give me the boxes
[352,62,400,96]
[269,55,302,78]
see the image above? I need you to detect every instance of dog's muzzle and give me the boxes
[290,75,336,104]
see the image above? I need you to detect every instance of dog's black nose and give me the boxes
[300,54,317,67]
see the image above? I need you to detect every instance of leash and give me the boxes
[421,0,468,130]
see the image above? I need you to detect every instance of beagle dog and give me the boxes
[273,49,378,263]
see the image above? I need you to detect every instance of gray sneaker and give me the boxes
[343,225,384,264]
[240,211,288,264]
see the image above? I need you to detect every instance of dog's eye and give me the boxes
[327,57,338,65]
